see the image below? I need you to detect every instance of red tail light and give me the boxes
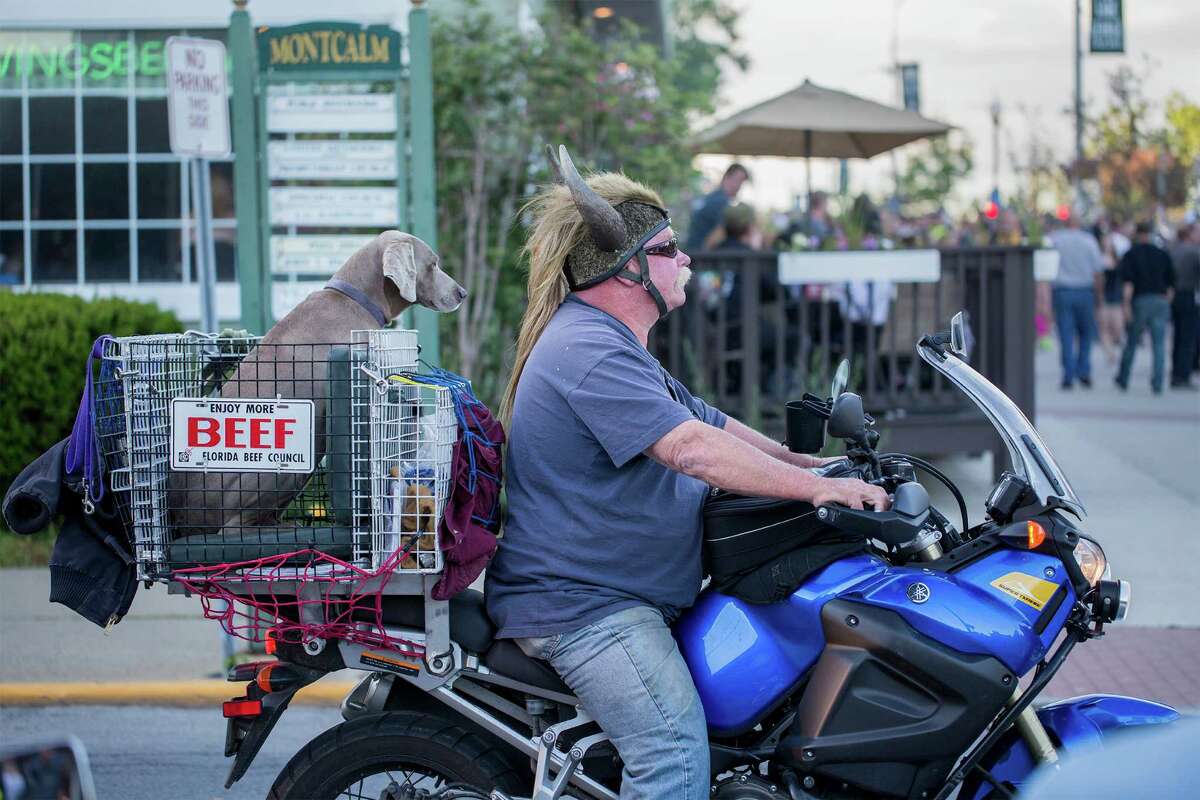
[222,698,263,718]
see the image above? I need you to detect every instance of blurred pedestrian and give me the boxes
[686,162,749,252]
[1115,221,1176,395]
[1168,223,1199,390]
[1095,219,1129,363]
[1048,213,1106,389]
[773,191,834,250]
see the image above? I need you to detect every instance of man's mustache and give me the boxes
[674,266,693,292]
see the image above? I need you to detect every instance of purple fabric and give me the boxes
[431,403,505,600]
[65,335,113,508]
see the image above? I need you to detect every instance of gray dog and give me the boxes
[168,230,466,538]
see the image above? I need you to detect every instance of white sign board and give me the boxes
[1033,249,1060,282]
[267,140,397,180]
[777,249,942,284]
[170,398,315,473]
[165,37,230,158]
[270,187,399,227]
[267,93,396,133]
[271,234,374,275]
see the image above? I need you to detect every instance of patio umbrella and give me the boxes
[691,78,952,203]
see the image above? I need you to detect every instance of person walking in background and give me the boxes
[1167,223,1199,390]
[773,191,834,250]
[1095,219,1129,364]
[686,163,749,252]
[1115,221,1176,395]
[1048,213,1106,389]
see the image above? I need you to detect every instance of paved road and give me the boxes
[0,704,343,799]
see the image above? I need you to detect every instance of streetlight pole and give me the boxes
[990,100,1002,197]
[1073,0,1085,209]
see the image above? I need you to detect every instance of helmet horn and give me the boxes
[549,144,626,252]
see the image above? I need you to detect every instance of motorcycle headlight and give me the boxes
[1073,538,1107,587]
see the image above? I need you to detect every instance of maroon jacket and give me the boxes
[431,403,505,600]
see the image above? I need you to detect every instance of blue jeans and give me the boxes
[1117,294,1171,391]
[517,605,709,800]
[1052,287,1097,384]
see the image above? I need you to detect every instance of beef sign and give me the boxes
[170,398,315,473]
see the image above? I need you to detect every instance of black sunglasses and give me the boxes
[642,237,679,259]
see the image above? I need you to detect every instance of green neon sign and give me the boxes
[0,39,168,82]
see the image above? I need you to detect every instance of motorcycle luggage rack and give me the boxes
[96,328,456,659]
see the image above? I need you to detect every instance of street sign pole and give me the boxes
[166,36,231,334]
[409,0,441,367]
[189,158,218,333]
[229,4,268,335]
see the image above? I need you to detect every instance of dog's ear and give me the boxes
[382,238,418,303]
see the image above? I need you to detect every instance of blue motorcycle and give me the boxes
[237,314,1179,800]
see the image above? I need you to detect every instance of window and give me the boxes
[0,29,235,286]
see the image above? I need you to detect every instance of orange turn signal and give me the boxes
[1027,521,1047,549]
[256,664,276,693]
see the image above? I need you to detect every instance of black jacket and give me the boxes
[3,439,138,628]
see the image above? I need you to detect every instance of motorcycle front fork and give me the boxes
[1009,689,1059,765]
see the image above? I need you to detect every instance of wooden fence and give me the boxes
[652,247,1040,473]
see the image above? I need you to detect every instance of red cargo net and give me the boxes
[171,549,425,657]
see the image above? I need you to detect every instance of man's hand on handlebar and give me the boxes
[812,477,892,511]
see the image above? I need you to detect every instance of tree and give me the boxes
[1165,92,1200,206]
[1007,104,1070,230]
[896,133,974,214]
[1087,65,1193,220]
[431,0,746,403]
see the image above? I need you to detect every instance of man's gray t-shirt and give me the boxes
[485,295,726,639]
[1049,228,1105,289]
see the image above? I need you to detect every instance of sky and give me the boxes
[695,0,1200,215]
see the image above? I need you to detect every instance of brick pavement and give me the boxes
[1042,626,1200,712]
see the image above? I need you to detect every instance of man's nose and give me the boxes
[678,250,691,268]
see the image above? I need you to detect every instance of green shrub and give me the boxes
[0,293,182,500]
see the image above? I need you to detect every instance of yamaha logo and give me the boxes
[907,582,931,604]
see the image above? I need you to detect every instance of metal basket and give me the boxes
[96,328,452,583]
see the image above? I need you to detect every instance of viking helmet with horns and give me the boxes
[547,145,674,318]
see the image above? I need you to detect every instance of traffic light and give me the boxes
[983,201,999,220]
[1055,204,1071,221]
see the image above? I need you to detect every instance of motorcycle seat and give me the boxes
[483,639,571,697]
[376,588,496,654]
[374,589,571,697]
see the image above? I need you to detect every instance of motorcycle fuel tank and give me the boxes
[677,550,1074,736]
[676,556,886,736]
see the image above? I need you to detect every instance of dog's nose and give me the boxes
[454,286,467,301]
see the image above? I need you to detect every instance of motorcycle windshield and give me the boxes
[917,342,1085,518]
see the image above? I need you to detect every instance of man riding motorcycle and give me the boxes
[485,146,890,800]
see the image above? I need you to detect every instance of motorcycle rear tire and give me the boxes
[268,710,527,800]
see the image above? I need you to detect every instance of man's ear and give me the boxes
[382,238,418,303]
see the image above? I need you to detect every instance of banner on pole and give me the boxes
[899,63,920,112]
[1090,0,1125,53]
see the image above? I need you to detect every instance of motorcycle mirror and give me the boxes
[827,392,866,439]
[949,311,971,358]
[831,359,850,399]
[0,737,97,800]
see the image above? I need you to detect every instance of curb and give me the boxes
[0,679,358,707]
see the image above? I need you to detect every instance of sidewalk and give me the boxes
[1,340,1196,710]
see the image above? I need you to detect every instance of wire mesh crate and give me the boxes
[95,328,451,585]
